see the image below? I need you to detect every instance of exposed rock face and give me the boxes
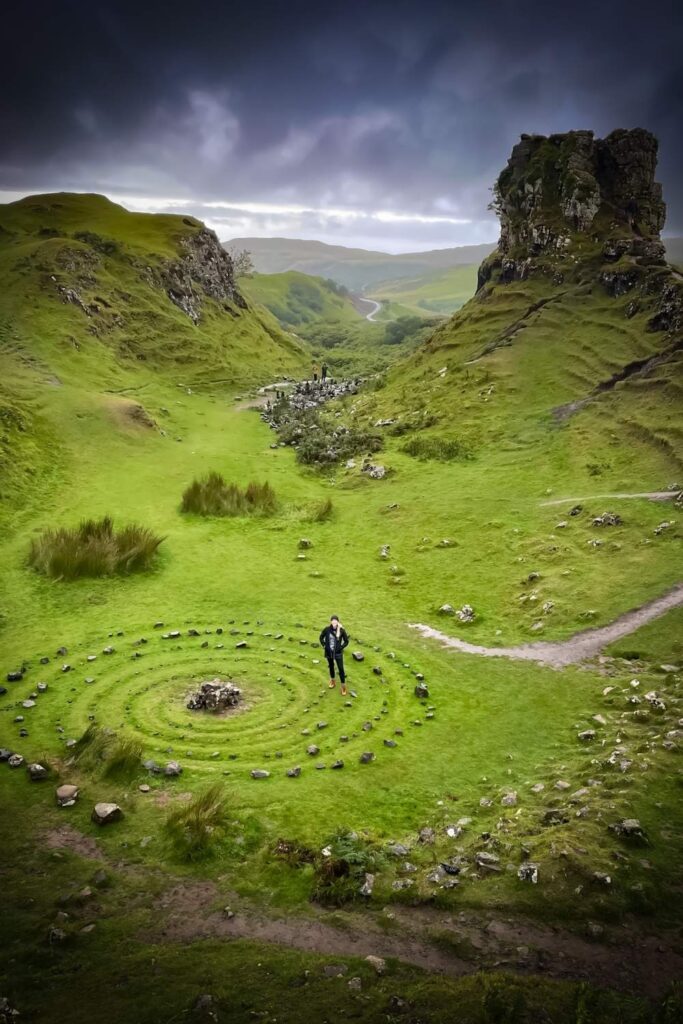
[478,128,683,337]
[493,129,665,258]
[161,228,247,323]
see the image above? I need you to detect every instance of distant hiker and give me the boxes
[319,615,349,695]
[312,363,319,382]
[321,363,328,381]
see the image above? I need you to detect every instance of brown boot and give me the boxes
[340,683,347,696]
[329,679,336,688]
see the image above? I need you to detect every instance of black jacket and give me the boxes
[319,625,349,658]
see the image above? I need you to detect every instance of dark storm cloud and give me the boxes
[1,0,681,248]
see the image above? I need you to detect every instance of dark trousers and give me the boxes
[327,653,346,683]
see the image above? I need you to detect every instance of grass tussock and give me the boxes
[28,516,164,580]
[72,724,142,779]
[402,435,472,462]
[308,497,334,522]
[164,784,229,862]
[181,472,277,517]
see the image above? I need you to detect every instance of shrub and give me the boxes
[180,472,277,517]
[164,784,228,862]
[311,829,386,906]
[402,436,472,462]
[28,516,164,580]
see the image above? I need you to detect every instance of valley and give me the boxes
[1,129,682,1024]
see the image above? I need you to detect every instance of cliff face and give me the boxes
[478,129,682,336]
[161,227,247,324]
[494,128,665,258]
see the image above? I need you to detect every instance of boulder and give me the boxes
[91,802,123,825]
[56,784,79,807]
[286,766,302,778]
[251,769,270,779]
[414,683,429,698]
[352,651,364,662]
[298,538,312,549]
[7,754,24,768]
[609,818,647,843]
[164,761,182,776]
[331,760,344,770]
[6,670,23,682]
[456,604,476,623]
[306,745,319,756]
[27,762,49,781]
[359,751,374,764]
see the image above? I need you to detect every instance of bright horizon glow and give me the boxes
[0,188,499,254]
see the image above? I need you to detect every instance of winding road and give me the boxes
[356,296,382,321]
[410,582,683,668]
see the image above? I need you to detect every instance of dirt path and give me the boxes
[146,881,683,999]
[541,490,679,506]
[409,582,683,668]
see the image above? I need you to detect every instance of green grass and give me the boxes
[371,263,479,316]
[1,194,682,1022]
[239,270,360,327]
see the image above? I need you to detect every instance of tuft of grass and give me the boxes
[164,784,229,862]
[28,516,164,579]
[402,435,472,461]
[103,736,144,780]
[180,472,277,517]
[308,497,334,522]
[72,725,142,778]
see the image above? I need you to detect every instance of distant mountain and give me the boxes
[223,236,496,292]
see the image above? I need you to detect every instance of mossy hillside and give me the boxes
[0,192,307,384]
[239,270,360,327]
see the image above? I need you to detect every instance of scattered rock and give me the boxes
[359,873,374,896]
[359,751,375,764]
[365,955,386,975]
[27,762,49,781]
[91,802,123,825]
[164,761,182,776]
[251,769,270,779]
[286,766,302,778]
[7,754,24,769]
[518,862,539,883]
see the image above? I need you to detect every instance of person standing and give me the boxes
[319,615,349,695]
[321,362,328,381]
[312,362,319,382]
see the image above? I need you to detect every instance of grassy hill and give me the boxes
[370,263,479,316]
[225,235,495,291]
[0,193,307,515]
[238,270,360,327]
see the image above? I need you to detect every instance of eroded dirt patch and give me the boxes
[42,824,104,860]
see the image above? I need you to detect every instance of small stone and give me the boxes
[323,964,348,978]
[27,762,49,781]
[91,802,122,825]
[331,760,344,769]
[306,745,319,756]
[578,729,596,742]
[384,739,397,748]
[164,761,182,776]
[286,766,301,778]
[365,955,386,975]
[359,872,374,896]
[139,784,151,793]
[348,976,362,991]
[359,751,374,764]
[8,753,24,768]
[501,791,518,806]
[352,651,364,662]
[518,862,539,883]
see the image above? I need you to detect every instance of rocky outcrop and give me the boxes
[160,228,247,324]
[493,128,665,258]
[478,129,683,336]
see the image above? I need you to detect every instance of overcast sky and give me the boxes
[1,0,681,252]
